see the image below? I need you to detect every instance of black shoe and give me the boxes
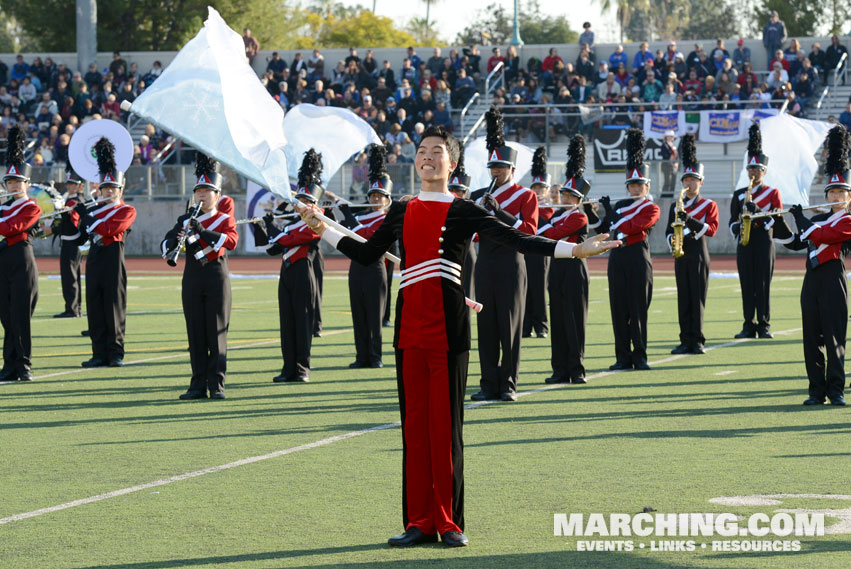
[18,370,33,382]
[388,527,439,547]
[609,361,632,371]
[210,392,226,400]
[273,374,290,383]
[81,357,107,368]
[545,376,570,384]
[522,333,533,338]
[734,328,756,339]
[571,376,587,384]
[633,359,651,371]
[292,375,310,383]
[53,311,76,318]
[536,332,548,338]
[670,344,690,354]
[81,330,90,337]
[803,397,825,406]
[830,396,846,406]
[179,391,207,400]
[690,344,706,354]
[348,361,369,369]
[370,360,384,368]
[441,531,469,547]
[313,331,322,338]
[382,320,392,327]
[500,391,517,402]
[0,368,16,381]
[108,358,124,367]
[471,391,498,401]
[757,329,773,339]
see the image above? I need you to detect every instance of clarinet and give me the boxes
[164,203,203,266]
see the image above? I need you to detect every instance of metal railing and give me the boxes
[457,91,480,138]
[483,61,504,104]
[815,52,847,120]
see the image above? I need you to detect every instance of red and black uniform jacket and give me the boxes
[785,210,851,270]
[161,209,238,263]
[599,197,660,247]
[82,200,136,247]
[664,195,719,253]
[729,184,783,237]
[470,181,539,250]
[0,196,41,247]
[266,214,322,266]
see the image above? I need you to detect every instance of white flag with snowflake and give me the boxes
[127,7,291,200]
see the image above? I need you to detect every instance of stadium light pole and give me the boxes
[76,0,97,74]
[509,0,524,46]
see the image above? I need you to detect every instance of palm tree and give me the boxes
[597,0,649,43]
[419,0,445,31]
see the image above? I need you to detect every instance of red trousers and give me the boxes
[396,348,467,534]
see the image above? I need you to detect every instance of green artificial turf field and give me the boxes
[2,269,850,568]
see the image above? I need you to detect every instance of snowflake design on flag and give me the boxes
[183,91,221,123]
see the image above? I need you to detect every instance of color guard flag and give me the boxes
[464,137,535,190]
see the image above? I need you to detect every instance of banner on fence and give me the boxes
[643,111,687,138]
[698,109,780,142]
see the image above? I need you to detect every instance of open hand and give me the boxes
[572,233,621,258]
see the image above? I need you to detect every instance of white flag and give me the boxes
[464,137,535,190]
[734,113,831,207]
[127,7,291,200]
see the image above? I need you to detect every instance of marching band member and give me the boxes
[162,153,238,400]
[597,128,660,371]
[785,126,851,406]
[469,106,539,402]
[447,146,475,299]
[523,147,551,339]
[42,164,85,318]
[729,123,782,339]
[340,144,392,369]
[540,135,599,384]
[0,127,41,382]
[299,125,618,549]
[265,149,324,383]
[665,134,719,355]
[79,138,137,368]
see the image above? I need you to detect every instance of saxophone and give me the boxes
[740,176,755,246]
[671,187,686,259]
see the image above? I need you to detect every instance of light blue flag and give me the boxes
[125,7,291,200]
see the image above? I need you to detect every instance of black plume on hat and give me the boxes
[5,126,26,168]
[367,144,388,183]
[625,128,645,172]
[451,144,467,179]
[531,147,547,179]
[297,148,323,188]
[679,134,698,171]
[485,105,505,152]
[825,126,849,178]
[194,152,218,179]
[95,137,117,178]
[747,123,762,159]
[565,135,585,179]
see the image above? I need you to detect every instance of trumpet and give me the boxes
[749,200,851,220]
[670,187,686,259]
[740,176,756,246]
[234,212,300,225]
[163,202,203,267]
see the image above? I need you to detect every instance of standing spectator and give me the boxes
[406,47,422,71]
[427,47,443,76]
[608,44,628,69]
[808,42,826,80]
[307,49,325,81]
[363,49,378,75]
[838,103,851,131]
[579,22,594,49]
[733,39,751,70]
[632,42,653,72]
[291,52,307,76]
[659,131,678,197]
[267,52,288,82]
[109,52,127,78]
[242,29,259,64]
[345,47,360,67]
[378,60,397,91]
[762,11,787,65]
[825,35,848,85]
[10,55,29,81]
[84,63,102,87]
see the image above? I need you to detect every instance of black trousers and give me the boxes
[86,242,127,361]
[608,242,653,364]
[548,258,588,381]
[349,260,387,364]
[475,249,527,396]
[59,240,82,316]
[675,242,710,347]
[462,242,476,300]
[279,257,316,378]
[736,227,774,332]
[800,259,847,401]
[0,241,38,374]
[183,256,231,395]
[523,255,550,336]
[312,248,324,334]
[383,259,395,323]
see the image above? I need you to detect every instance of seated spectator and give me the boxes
[665,72,682,93]
[371,77,392,108]
[808,42,826,78]
[709,39,730,68]
[825,35,849,85]
[433,80,451,110]
[308,49,325,81]
[291,52,307,76]
[378,60,397,91]
[613,62,630,87]
[84,63,102,87]
[658,82,677,110]
[703,75,717,98]
[712,49,728,74]
[400,58,418,84]
[729,83,744,108]
[716,58,738,83]
[784,90,803,117]
[641,73,664,102]
[769,49,789,72]
[663,41,682,65]
[693,52,713,79]
[363,49,378,75]
[385,123,407,147]
[788,50,805,80]
[576,50,596,83]
[608,44,628,69]
[632,42,653,72]
[542,47,564,81]
[11,55,29,81]
[596,61,609,84]
[838,103,851,131]
[571,75,592,102]
[434,101,453,130]
[18,77,37,107]
[636,59,659,86]
[267,52,288,81]
[794,72,814,105]
[373,110,391,139]
[623,76,640,98]
[511,77,530,101]
[597,72,620,102]
[784,39,801,65]
[419,69,437,92]
[798,58,818,84]
[452,68,475,106]
[716,71,735,96]
[143,61,163,84]
[732,39,751,70]
[766,63,789,89]
[673,53,688,81]
[685,43,704,70]
[34,104,53,132]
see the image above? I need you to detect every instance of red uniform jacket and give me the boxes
[611,197,661,246]
[189,210,239,262]
[352,210,387,239]
[87,201,136,246]
[217,195,235,217]
[800,210,851,268]
[0,196,41,246]
[271,216,322,264]
[539,208,588,243]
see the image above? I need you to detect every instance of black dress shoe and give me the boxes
[633,359,651,371]
[53,311,76,318]
[609,361,632,371]
[690,344,706,354]
[441,531,469,547]
[348,361,369,369]
[387,527,439,547]
[108,358,124,367]
[81,330,90,337]
[803,397,825,405]
[312,331,322,338]
[179,391,207,400]
[18,370,33,382]
[545,375,570,384]
[500,391,517,402]
[536,332,548,338]
[670,344,690,354]
[571,376,587,384]
[210,392,226,400]
[292,375,310,383]
[272,374,290,383]
[734,329,756,339]
[757,329,773,339]
[522,333,533,338]
[830,396,846,406]
[370,360,384,368]
[0,368,16,381]
[382,320,392,327]
[470,391,498,401]
[81,357,107,368]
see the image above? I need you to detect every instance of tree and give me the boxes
[749,0,821,38]
[313,11,418,49]
[0,10,20,53]
[454,2,578,46]
[406,17,443,47]
[679,0,738,40]
[455,3,513,45]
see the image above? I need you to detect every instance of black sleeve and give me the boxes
[493,208,518,226]
[583,203,600,226]
[664,203,676,238]
[198,229,222,246]
[460,200,557,257]
[782,234,807,251]
[251,224,269,247]
[336,201,403,266]
[729,190,743,234]
[337,204,360,229]
[685,216,704,234]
